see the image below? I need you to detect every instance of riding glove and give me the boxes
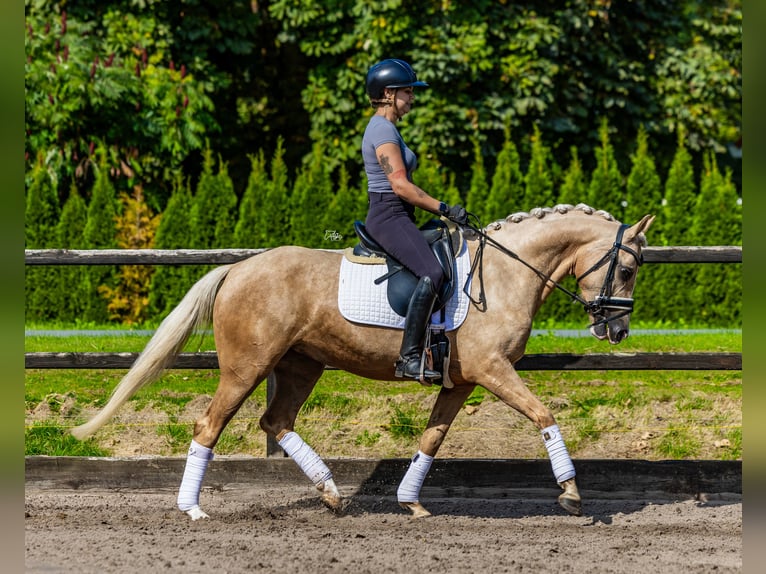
[439,202,468,226]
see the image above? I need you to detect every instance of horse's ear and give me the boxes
[625,214,655,242]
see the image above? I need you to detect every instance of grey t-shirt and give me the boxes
[362,115,417,194]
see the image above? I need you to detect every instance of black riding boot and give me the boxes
[395,276,440,380]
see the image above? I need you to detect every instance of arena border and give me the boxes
[25,456,741,501]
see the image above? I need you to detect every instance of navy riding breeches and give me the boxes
[365,192,445,292]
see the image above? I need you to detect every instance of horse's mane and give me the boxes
[471,203,647,246]
[487,203,615,229]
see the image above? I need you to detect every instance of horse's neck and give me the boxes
[478,216,606,304]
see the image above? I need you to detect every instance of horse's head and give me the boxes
[576,214,655,344]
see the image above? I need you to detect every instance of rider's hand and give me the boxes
[442,203,468,226]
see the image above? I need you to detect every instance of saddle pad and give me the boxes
[338,240,472,331]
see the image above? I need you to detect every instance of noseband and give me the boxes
[464,219,643,330]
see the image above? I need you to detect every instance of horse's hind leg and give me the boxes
[258,351,342,513]
[398,383,476,518]
[177,357,270,520]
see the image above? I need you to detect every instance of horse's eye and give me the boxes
[620,267,633,281]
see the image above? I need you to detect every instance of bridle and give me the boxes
[463,216,644,330]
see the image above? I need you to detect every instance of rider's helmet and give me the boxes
[365,59,428,102]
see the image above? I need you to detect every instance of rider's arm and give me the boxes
[376,141,443,215]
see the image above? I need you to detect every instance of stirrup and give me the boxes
[395,354,440,381]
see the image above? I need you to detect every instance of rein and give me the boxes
[462,214,643,329]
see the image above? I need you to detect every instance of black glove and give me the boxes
[440,203,468,226]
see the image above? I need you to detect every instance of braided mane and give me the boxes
[472,203,648,248]
[485,203,615,231]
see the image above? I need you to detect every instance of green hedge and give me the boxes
[25,127,741,327]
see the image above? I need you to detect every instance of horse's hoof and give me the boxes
[558,478,583,516]
[399,501,432,518]
[184,506,210,521]
[317,479,344,514]
[320,491,344,514]
[558,492,583,516]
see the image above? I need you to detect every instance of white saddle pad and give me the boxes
[338,241,472,330]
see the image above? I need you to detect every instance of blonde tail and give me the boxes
[71,265,232,440]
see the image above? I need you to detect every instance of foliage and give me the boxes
[290,142,333,246]
[98,186,160,324]
[149,176,195,317]
[81,150,119,322]
[523,124,555,210]
[586,118,624,220]
[557,147,587,206]
[689,151,741,325]
[485,123,524,220]
[266,0,741,190]
[233,151,268,248]
[259,138,292,248]
[465,133,490,221]
[654,131,699,323]
[321,165,367,248]
[25,154,61,321]
[191,147,238,250]
[54,182,89,321]
[24,1,218,207]
[624,127,663,322]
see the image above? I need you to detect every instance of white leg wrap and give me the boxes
[541,424,576,483]
[278,431,333,485]
[397,450,434,503]
[177,439,214,516]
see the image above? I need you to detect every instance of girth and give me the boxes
[351,219,458,317]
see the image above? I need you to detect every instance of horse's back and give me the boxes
[216,246,342,316]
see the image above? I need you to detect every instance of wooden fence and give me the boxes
[24,246,742,455]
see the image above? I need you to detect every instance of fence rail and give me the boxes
[24,245,742,265]
[25,351,741,371]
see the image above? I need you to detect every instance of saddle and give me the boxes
[351,218,459,317]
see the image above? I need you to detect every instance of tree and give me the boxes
[25,154,61,321]
[54,181,89,322]
[624,127,663,322]
[190,147,238,250]
[655,131,698,323]
[82,149,118,322]
[98,186,160,324]
[557,147,588,207]
[322,165,365,248]
[485,124,524,221]
[149,176,195,318]
[259,138,292,248]
[25,4,218,207]
[523,125,555,210]
[689,151,741,325]
[233,151,269,248]
[465,133,490,222]
[587,119,624,219]
[290,142,332,247]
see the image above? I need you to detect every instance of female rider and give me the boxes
[362,58,467,380]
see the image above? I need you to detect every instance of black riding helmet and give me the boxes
[365,59,429,101]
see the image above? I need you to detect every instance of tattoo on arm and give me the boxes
[379,154,393,175]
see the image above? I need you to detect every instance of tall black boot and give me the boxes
[395,276,440,380]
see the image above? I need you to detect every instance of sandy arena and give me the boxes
[25,482,741,573]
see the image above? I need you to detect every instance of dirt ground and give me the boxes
[25,485,741,573]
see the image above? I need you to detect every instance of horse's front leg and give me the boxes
[478,362,582,516]
[398,383,476,518]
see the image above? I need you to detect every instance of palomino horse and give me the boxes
[72,204,654,520]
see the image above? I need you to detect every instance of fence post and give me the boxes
[265,372,285,458]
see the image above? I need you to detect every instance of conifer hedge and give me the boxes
[25,128,741,327]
